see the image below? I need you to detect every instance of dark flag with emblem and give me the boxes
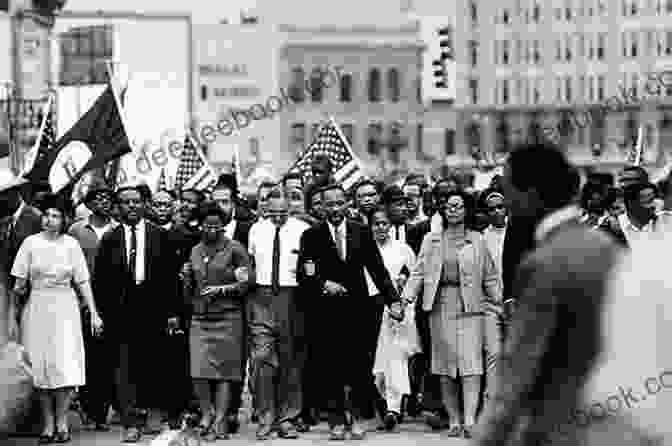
[288,117,363,190]
[23,84,132,193]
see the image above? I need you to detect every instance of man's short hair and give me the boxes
[115,184,151,203]
[257,181,277,195]
[318,183,345,197]
[267,187,285,200]
[181,188,205,203]
[353,178,379,195]
[312,153,332,169]
[507,142,577,211]
[155,189,177,201]
[282,172,304,188]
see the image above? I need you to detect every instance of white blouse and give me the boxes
[365,238,416,297]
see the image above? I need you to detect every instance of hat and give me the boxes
[0,167,28,193]
[382,185,406,206]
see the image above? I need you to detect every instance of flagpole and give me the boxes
[105,60,131,188]
[21,93,53,177]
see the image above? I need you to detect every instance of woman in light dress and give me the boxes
[8,194,103,443]
[367,206,421,431]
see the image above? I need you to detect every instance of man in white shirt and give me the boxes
[247,188,310,440]
[482,191,507,279]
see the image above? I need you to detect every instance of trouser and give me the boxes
[79,309,114,424]
[414,305,443,412]
[483,314,503,400]
[248,286,304,426]
[114,343,142,428]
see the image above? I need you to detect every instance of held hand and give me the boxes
[234,267,249,282]
[179,262,192,282]
[167,317,182,336]
[388,301,405,322]
[323,280,347,296]
[219,284,236,297]
[200,286,220,299]
[395,276,408,292]
[90,312,104,336]
[7,319,19,342]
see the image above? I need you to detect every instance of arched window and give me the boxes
[387,68,400,102]
[340,73,352,102]
[289,67,305,102]
[368,68,381,102]
[309,68,324,102]
[625,113,638,148]
[388,123,406,163]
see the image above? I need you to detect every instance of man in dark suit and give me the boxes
[475,143,620,446]
[211,178,252,433]
[93,185,180,443]
[298,184,403,440]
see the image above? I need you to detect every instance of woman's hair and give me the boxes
[435,188,476,228]
[196,200,228,225]
[38,193,69,234]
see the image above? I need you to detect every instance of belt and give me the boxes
[448,311,485,319]
[439,280,461,287]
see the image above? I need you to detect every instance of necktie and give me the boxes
[395,225,400,240]
[271,226,281,294]
[334,226,345,261]
[129,225,137,282]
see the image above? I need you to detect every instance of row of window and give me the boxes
[288,67,403,104]
[494,78,546,105]
[623,0,672,16]
[622,30,672,58]
[495,0,608,25]
[554,33,607,62]
[621,72,672,97]
[290,122,456,157]
[493,39,543,65]
[58,26,114,86]
[553,75,607,103]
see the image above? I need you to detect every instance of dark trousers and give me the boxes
[248,286,304,426]
[325,301,384,427]
[414,304,443,412]
[79,309,114,424]
[114,343,142,428]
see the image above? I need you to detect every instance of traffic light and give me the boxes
[433,26,453,89]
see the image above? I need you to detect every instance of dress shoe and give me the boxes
[256,424,274,440]
[383,411,398,431]
[348,422,366,440]
[426,412,451,431]
[294,419,311,433]
[227,415,240,434]
[277,421,299,439]
[329,425,346,441]
[53,429,71,444]
[122,427,141,443]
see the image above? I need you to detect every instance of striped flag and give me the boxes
[175,133,217,191]
[288,117,363,190]
[21,94,56,177]
[156,167,168,192]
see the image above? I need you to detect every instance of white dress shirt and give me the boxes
[328,221,347,260]
[224,218,237,240]
[249,217,310,287]
[366,239,415,296]
[388,224,406,244]
[483,224,506,278]
[123,219,146,284]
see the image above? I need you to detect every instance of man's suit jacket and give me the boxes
[298,220,399,308]
[406,219,431,255]
[232,219,252,248]
[477,215,621,446]
[93,221,179,343]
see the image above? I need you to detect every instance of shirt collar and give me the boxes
[12,201,25,225]
[328,220,346,233]
[535,205,582,242]
[124,219,145,230]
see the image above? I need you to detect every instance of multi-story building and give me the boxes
[447,0,672,173]
[278,23,428,179]
[193,23,281,182]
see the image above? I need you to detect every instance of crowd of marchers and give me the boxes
[2,144,672,445]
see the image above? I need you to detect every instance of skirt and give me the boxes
[429,285,483,378]
[190,311,244,381]
[21,287,85,389]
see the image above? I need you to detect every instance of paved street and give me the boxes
[7,421,471,446]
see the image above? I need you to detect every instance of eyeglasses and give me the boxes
[202,224,223,231]
[440,201,465,210]
[487,204,505,212]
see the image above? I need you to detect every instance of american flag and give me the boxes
[288,117,363,190]
[174,133,217,191]
[21,95,56,177]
